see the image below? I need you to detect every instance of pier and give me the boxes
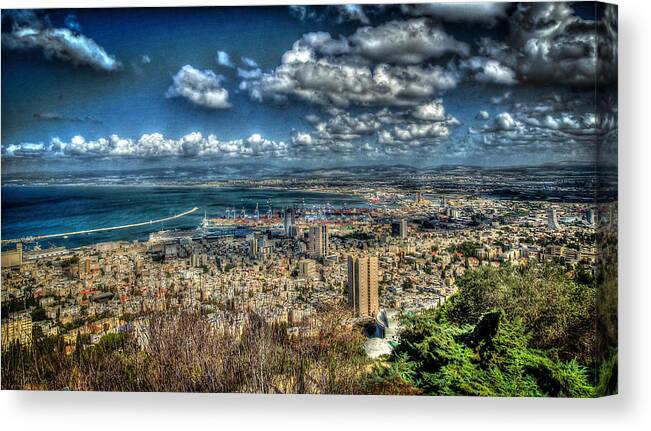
[2,207,199,245]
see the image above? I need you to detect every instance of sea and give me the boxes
[1,186,369,250]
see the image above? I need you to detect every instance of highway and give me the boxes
[2,207,198,245]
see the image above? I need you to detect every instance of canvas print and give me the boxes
[1,2,618,396]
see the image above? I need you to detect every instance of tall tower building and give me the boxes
[78,255,92,279]
[284,208,295,236]
[547,208,560,230]
[249,236,259,258]
[308,224,330,257]
[347,255,379,317]
[391,219,408,239]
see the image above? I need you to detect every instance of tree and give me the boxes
[31,307,47,322]
[438,264,596,365]
[457,241,480,257]
[74,333,83,360]
[372,309,593,397]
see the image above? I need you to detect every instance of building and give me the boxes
[191,252,210,268]
[391,219,408,239]
[298,259,316,279]
[25,246,70,261]
[163,243,179,259]
[248,236,259,258]
[547,208,560,230]
[308,225,330,258]
[347,255,379,317]
[284,208,295,236]
[585,209,596,225]
[78,255,100,279]
[1,312,32,350]
[287,225,302,239]
[474,246,499,261]
[1,243,22,269]
[548,245,565,258]
[446,207,461,219]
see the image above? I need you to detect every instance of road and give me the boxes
[2,207,198,245]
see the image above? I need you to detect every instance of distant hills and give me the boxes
[1,161,616,186]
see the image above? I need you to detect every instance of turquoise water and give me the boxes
[1,186,368,249]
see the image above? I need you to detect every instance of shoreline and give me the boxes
[0,182,362,197]
[0,187,371,247]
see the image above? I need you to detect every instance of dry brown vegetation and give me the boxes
[2,306,380,394]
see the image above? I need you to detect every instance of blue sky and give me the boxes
[1,3,618,175]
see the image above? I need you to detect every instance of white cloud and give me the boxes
[377,111,460,151]
[412,100,446,121]
[490,112,520,131]
[247,47,458,107]
[4,132,288,159]
[291,111,384,155]
[291,132,314,148]
[336,5,370,24]
[289,5,370,24]
[401,3,509,24]
[349,18,469,64]
[382,122,450,142]
[2,142,47,158]
[237,68,262,79]
[166,65,231,109]
[241,57,258,68]
[216,51,235,68]
[289,99,461,157]
[298,32,351,56]
[244,18,471,109]
[459,57,517,85]
[490,91,512,105]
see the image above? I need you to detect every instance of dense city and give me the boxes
[1,185,600,359]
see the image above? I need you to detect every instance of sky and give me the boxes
[1,3,618,175]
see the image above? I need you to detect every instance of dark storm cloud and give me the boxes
[478,2,618,86]
[474,91,617,161]
[64,13,82,32]
[2,10,122,72]
[33,112,102,124]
